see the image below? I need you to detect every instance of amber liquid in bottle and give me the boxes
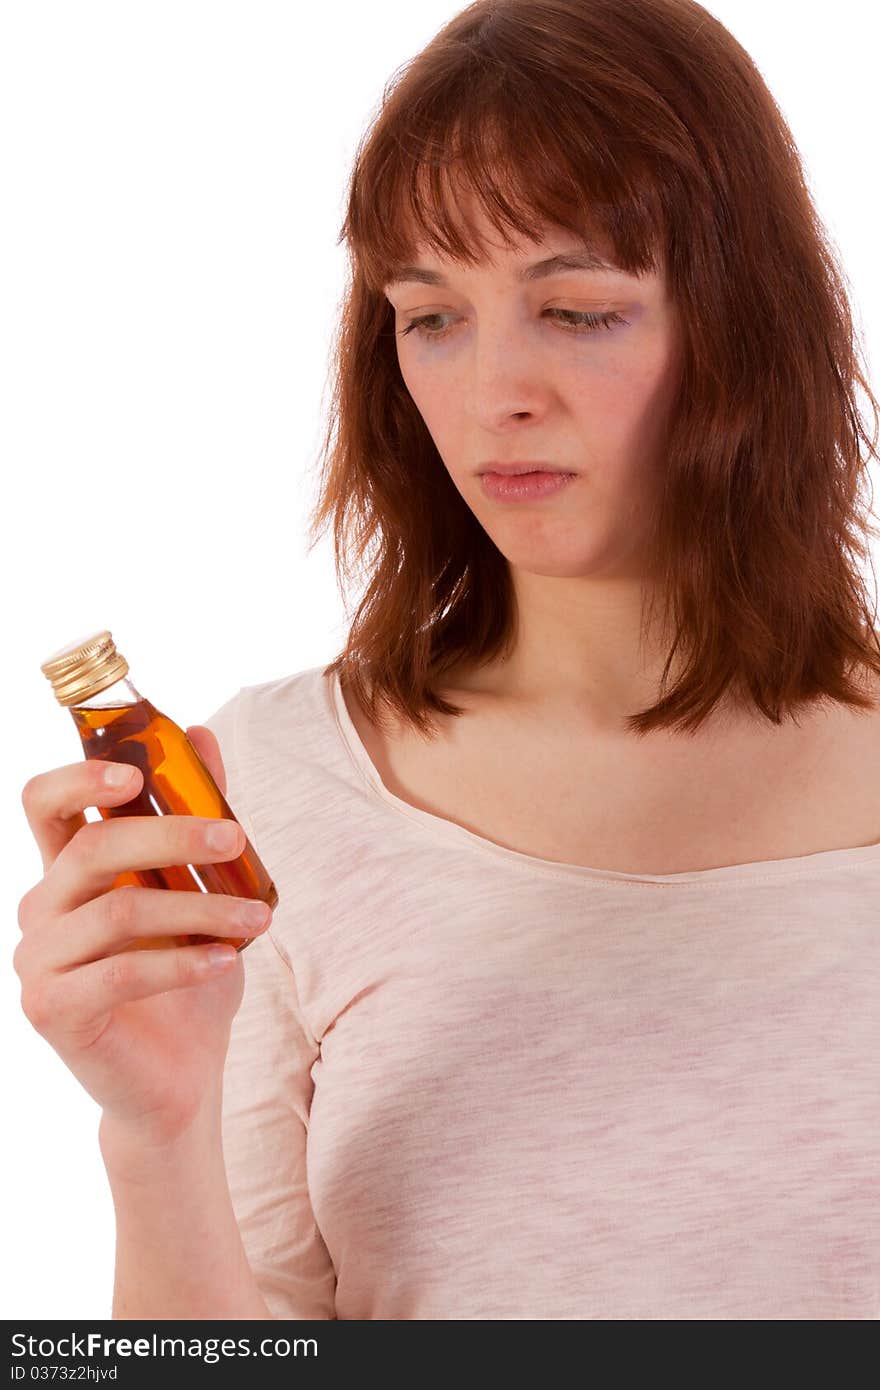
[72,695,278,955]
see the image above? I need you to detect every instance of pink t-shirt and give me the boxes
[204,664,879,1320]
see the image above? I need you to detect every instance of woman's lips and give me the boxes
[479,470,578,502]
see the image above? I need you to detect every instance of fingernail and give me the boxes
[205,820,242,852]
[201,945,238,970]
[104,764,135,787]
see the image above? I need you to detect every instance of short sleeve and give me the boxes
[201,690,338,1321]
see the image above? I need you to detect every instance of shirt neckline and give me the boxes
[324,665,880,888]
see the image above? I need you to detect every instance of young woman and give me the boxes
[17,0,880,1320]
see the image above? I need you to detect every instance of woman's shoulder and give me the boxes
[201,663,340,778]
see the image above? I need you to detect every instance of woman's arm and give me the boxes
[99,1109,276,1320]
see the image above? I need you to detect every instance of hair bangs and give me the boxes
[349,73,667,294]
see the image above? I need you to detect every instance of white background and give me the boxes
[1,1,877,1319]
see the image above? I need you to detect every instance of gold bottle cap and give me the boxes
[40,630,130,707]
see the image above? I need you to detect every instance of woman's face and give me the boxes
[384,211,682,583]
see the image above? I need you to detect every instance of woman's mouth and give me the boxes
[479,470,578,502]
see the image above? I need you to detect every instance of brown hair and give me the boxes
[305,0,880,740]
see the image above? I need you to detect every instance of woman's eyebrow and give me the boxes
[384,248,625,290]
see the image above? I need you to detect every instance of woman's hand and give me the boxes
[14,726,271,1149]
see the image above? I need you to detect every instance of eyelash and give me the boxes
[397,309,628,343]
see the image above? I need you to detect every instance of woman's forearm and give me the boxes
[99,1110,275,1321]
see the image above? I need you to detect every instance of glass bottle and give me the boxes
[39,629,278,954]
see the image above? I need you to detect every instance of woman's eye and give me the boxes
[397,308,628,343]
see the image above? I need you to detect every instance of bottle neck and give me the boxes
[71,674,144,709]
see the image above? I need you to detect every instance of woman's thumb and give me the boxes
[185,724,227,799]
